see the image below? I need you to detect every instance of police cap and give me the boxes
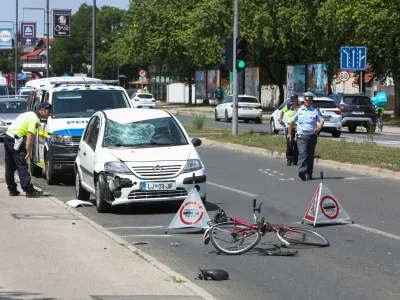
[290,93,299,100]
[39,102,52,111]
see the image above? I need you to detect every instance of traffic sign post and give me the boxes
[138,69,147,77]
[340,46,367,70]
[338,70,350,93]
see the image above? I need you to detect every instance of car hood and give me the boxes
[0,113,20,122]
[104,144,192,162]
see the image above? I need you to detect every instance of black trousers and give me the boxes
[4,136,33,192]
[285,128,298,163]
[297,134,318,176]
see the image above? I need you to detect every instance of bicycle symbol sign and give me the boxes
[338,70,350,82]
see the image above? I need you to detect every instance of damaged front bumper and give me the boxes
[99,170,207,206]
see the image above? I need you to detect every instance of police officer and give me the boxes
[4,102,52,197]
[287,92,324,181]
[279,93,299,166]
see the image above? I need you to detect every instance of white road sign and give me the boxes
[338,70,350,82]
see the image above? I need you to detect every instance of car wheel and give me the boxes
[29,153,42,177]
[95,177,111,213]
[332,131,341,138]
[214,110,220,121]
[75,171,90,200]
[348,126,357,133]
[270,118,279,134]
[224,110,231,122]
[45,155,57,185]
[255,118,262,124]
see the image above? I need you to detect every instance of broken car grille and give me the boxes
[131,164,183,179]
[128,188,188,200]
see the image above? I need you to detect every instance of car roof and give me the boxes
[102,108,171,124]
[53,85,125,92]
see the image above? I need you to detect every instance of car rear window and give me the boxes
[238,97,258,103]
[312,100,337,109]
[138,94,153,99]
[343,96,371,105]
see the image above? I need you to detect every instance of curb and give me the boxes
[201,138,400,181]
[0,165,215,300]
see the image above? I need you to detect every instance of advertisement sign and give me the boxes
[53,10,72,38]
[286,65,306,96]
[0,28,13,49]
[307,63,328,94]
[21,23,36,46]
[195,71,206,104]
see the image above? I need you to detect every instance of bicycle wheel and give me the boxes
[276,227,329,247]
[209,222,261,255]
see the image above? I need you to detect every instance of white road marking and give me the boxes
[350,224,400,242]
[280,178,295,181]
[106,226,164,230]
[268,173,275,176]
[265,169,270,171]
[120,234,172,238]
[208,181,258,197]
[280,174,285,176]
[272,171,278,173]
[344,177,384,180]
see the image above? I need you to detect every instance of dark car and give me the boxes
[329,93,376,133]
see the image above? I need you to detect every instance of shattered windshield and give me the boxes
[103,117,188,147]
[51,89,130,118]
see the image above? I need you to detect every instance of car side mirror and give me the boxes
[192,138,202,147]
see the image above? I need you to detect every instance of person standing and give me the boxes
[4,102,52,197]
[216,87,223,105]
[287,92,324,181]
[279,93,300,166]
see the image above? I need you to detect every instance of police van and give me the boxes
[26,77,133,184]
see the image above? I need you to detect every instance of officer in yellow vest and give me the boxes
[279,93,300,166]
[4,102,52,197]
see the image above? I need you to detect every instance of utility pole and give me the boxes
[92,0,96,78]
[232,0,239,135]
[46,0,50,77]
[15,0,18,95]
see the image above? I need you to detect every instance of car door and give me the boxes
[79,115,100,190]
[36,91,47,166]
[217,97,226,117]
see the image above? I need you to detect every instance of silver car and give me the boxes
[0,98,27,137]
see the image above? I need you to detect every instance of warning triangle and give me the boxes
[303,183,353,227]
[165,187,211,233]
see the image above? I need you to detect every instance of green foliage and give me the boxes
[192,115,206,130]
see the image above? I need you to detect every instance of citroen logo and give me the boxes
[154,165,162,171]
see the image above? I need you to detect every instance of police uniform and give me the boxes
[291,99,323,181]
[282,103,299,165]
[4,104,49,197]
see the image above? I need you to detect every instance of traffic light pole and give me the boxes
[232,0,239,136]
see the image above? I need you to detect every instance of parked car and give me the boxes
[270,97,342,137]
[74,108,206,213]
[0,98,27,138]
[214,95,263,124]
[131,91,157,108]
[329,93,376,133]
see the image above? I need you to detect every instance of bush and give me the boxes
[193,116,206,130]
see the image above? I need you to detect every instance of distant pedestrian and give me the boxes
[279,93,300,166]
[4,102,52,197]
[287,92,324,181]
[216,87,223,105]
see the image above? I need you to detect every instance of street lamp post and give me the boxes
[92,0,96,78]
[117,32,120,86]
[46,0,49,77]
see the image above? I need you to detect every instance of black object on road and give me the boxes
[196,268,229,281]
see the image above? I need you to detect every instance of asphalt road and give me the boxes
[175,115,400,148]
[2,144,400,300]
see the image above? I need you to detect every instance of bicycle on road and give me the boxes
[203,199,329,255]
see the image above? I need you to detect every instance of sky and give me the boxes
[0,0,130,36]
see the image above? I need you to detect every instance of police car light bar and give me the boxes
[49,80,103,85]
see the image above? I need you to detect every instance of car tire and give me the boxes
[45,155,57,185]
[95,177,111,213]
[29,153,42,177]
[332,131,341,138]
[255,118,262,124]
[224,110,231,123]
[214,110,220,121]
[75,171,90,200]
[270,118,279,134]
[348,126,357,133]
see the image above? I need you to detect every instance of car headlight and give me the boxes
[182,159,203,174]
[51,134,72,143]
[0,119,7,126]
[104,161,132,174]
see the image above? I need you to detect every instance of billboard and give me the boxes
[287,63,329,97]
[286,65,306,96]
[21,22,36,46]
[307,63,328,94]
[53,10,72,38]
[0,28,13,49]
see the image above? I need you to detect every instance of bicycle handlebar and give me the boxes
[252,199,263,213]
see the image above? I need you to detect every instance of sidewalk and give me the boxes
[0,167,213,300]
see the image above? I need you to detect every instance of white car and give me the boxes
[214,95,263,124]
[74,108,206,212]
[131,92,157,108]
[270,97,342,137]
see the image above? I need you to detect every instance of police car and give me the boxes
[26,77,133,184]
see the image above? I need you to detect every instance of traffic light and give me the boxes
[236,38,249,70]
[220,38,233,72]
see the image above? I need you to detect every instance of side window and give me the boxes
[227,96,233,103]
[221,97,228,104]
[33,92,41,111]
[87,116,101,150]
[83,116,97,144]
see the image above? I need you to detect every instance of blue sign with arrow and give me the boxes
[340,46,367,70]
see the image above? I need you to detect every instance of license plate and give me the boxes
[242,107,253,110]
[323,116,331,121]
[351,111,364,115]
[141,182,176,191]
